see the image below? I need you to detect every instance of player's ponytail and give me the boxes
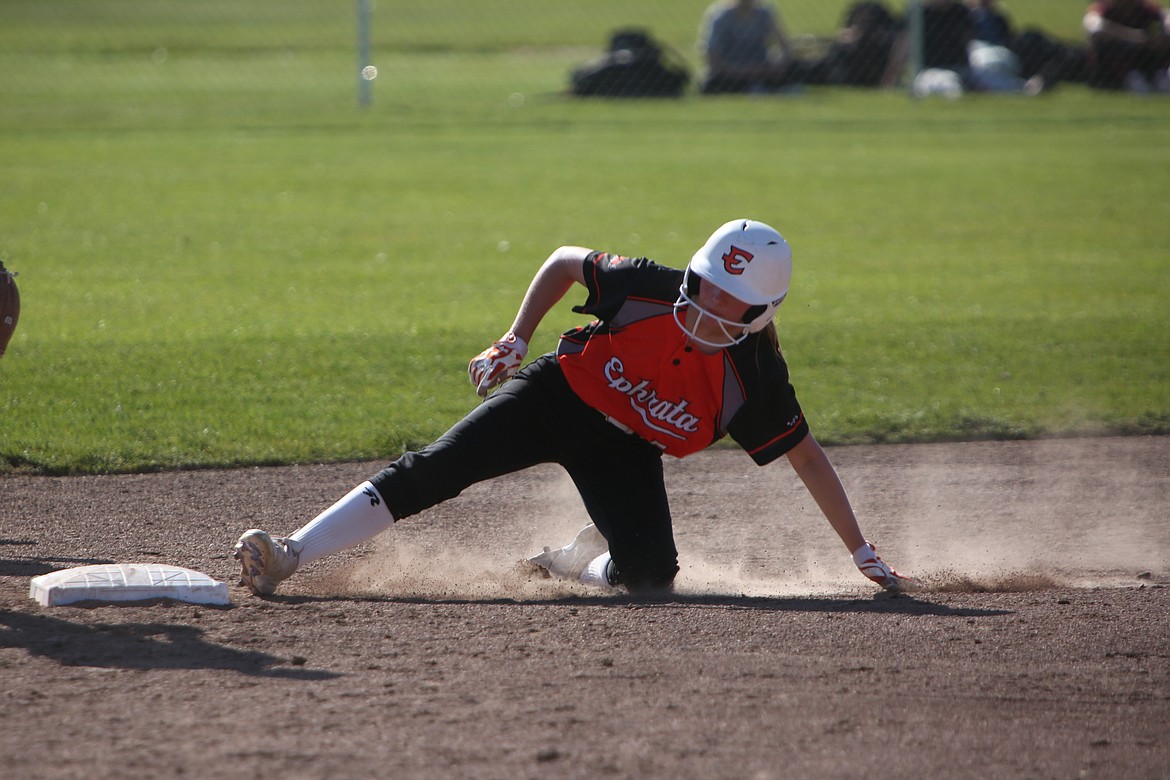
[761,320,780,354]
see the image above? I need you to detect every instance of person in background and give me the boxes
[967,0,1088,92]
[920,0,976,75]
[881,0,973,95]
[806,2,906,88]
[968,0,1012,45]
[1084,0,1170,91]
[698,0,806,93]
[965,0,1030,91]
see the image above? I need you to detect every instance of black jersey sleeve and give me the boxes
[574,252,682,321]
[727,381,809,465]
[725,347,810,466]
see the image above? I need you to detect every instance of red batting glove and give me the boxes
[468,331,528,397]
[852,542,916,592]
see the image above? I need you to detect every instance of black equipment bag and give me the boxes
[570,29,691,98]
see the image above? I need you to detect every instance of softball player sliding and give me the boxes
[235,219,913,595]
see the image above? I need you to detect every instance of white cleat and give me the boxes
[528,524,608,582]
[233,529,303,596]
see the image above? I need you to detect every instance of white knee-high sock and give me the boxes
[288,481,395,566]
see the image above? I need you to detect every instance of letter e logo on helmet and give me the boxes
[676,219,793,345]
[722,245,754,275]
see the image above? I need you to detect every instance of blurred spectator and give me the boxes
[920,0,975,74]
[806,2,905,87]
[967,0,1088,92]
[697,0,805,93]
[969,0,1013,44]
[1084,0,1170,91]
[888,0,1089,96]
[883,0,974,95]
[966,0,1028,91]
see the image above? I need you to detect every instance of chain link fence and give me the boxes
[0,0,1132,126]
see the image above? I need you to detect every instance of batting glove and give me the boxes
[852,542,916,593]
[468,331,528,397]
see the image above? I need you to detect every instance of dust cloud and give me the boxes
[308,437,1168,600]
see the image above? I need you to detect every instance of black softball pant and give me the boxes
[369,354,680,591]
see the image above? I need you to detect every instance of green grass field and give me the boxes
[1,1,1168,474]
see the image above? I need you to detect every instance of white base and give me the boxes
[29,563,230,607]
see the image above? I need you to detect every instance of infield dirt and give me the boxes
[1,436,1168,779]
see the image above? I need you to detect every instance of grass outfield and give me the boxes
[1,2,1168,474]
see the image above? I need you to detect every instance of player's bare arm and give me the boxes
[509,245,590,343]
[785,434,866,553]
[468,246,591,397]
[786,434,914,592]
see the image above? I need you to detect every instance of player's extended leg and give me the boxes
[236,356,576,596]
[235,481,390,596]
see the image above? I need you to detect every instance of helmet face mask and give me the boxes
[672,269,754,348]
[673,219,792,348]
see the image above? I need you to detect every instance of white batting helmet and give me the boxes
[674,219,792,347]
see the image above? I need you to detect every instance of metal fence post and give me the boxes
[357,0,373,107]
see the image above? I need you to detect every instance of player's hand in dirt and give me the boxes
[852,542,916,592]
[468,331,528,397]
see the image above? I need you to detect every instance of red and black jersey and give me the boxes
[556,252,809,464]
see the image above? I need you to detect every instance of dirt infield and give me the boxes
[1,436,1168,779]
